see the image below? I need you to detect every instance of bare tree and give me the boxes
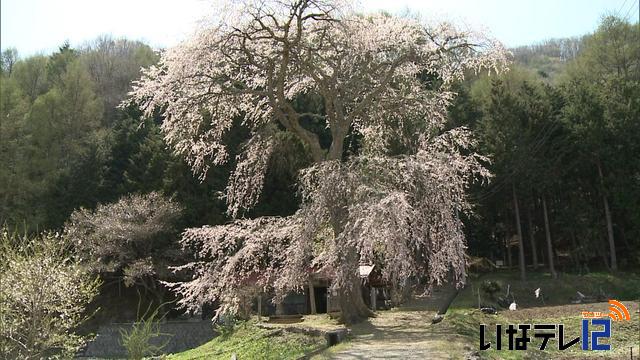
[81,36,158,121]
[1,48,18,75]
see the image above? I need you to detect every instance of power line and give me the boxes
[623,0,639,20]
[617,0,631,17]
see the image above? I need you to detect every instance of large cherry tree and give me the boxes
[128,0,507,324]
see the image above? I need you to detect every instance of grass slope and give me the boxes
[167,322,324,360]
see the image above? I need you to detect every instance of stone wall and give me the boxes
[79,320,216,358]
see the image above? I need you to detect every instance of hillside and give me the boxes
[511,36,586,80]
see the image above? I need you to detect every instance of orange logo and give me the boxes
[580,300,631,321]
[607,300,630,321]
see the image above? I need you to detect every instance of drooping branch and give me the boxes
[127,0,508,322]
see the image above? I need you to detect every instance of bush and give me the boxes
[120,301,170,360]
[0,228,100,359]
[480,280,501,300]
[65,192,182,304]
[213,312,238,339]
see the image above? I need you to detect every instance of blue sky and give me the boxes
[1,0,638,56]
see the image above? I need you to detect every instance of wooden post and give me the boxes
[370,287,377,310]
[276,299,284,315]
[308,280,317,314]
[326,290,331,313]
[257,294,262,322]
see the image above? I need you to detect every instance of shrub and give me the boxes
[120,301,170,359]
[480,280,501,300]
[65,192,182,304]
[0,228,100,359]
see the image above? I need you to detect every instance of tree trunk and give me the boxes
[331,215,374,324]
[437,287,461,316]
[512,184,526,280]
[569,230,581,272]
[600,247,611,271]
[370,287,377,310]
[526,206,539,270]
[505,233,512,268]
[432,286,461,324]
[619,226,631,252]
[542,195,557,279]
[596,161,617,271]
[539,238,546,267]
[257,295,262,321]
[336,264,374,324]
[308,281,317,315]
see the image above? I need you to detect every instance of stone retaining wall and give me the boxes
[79,320,216,358]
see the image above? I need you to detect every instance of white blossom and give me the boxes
[127,0,508,321]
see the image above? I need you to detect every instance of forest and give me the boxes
[0,3,638,358]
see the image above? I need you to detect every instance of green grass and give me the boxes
[167,322,325,360]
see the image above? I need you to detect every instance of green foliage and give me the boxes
[480,280,502,299]
[511,37,585,81]
[0,227,100,359]
[467,67,566,263]
[558,15,640,268]
[120,301,171,360]
[11,55,48,101]
[0,36,319,234]
[0,48,18,75]
[0,45,106,231]
[101,108,234,228]
[46,41,78,86]
[213,312,239,339]
[0,39,164,233]
[81,36,159,120]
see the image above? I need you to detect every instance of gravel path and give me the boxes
[326,286,476,359]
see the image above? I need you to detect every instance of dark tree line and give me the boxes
[456,16,640,277]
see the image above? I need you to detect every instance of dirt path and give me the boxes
[327,311,472,359]
[322,286,476,359]
[322,296,639,360]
